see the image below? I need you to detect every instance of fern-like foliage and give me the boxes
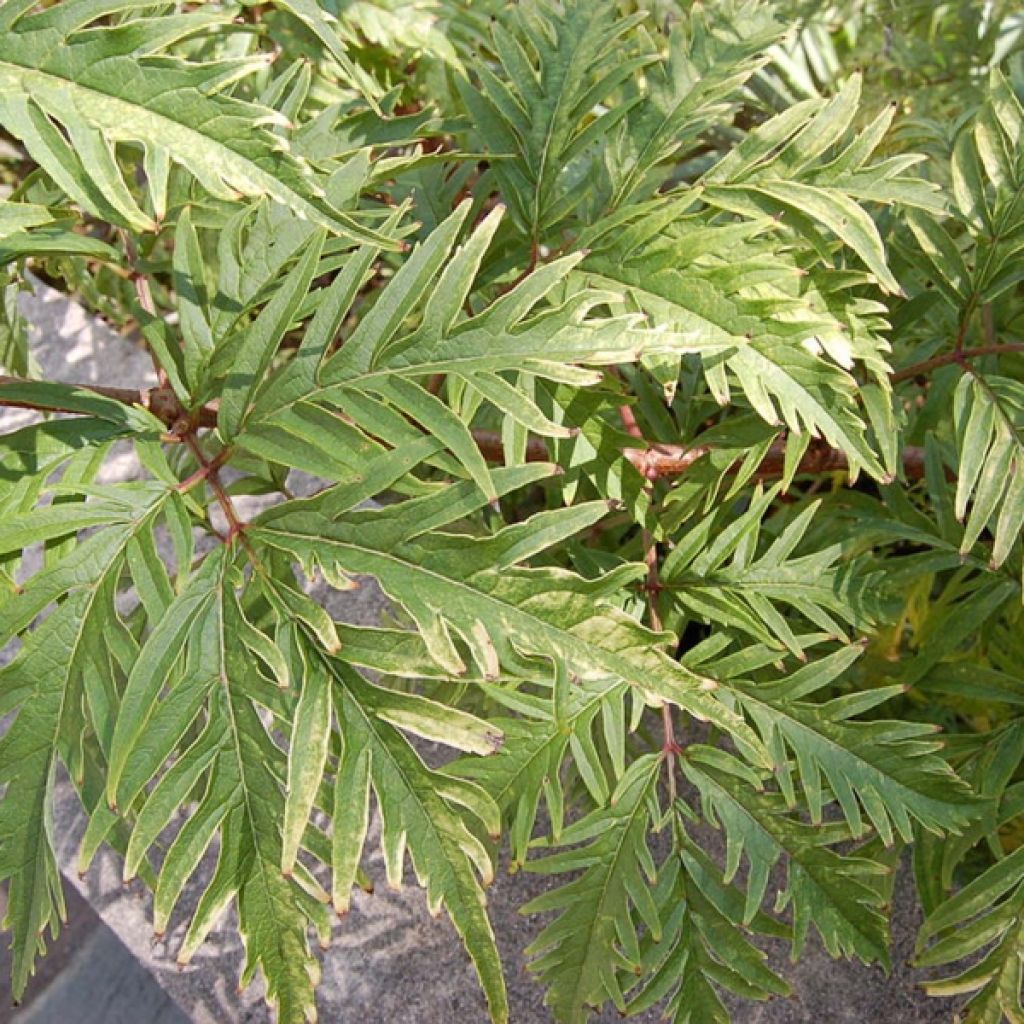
[0,2,1022,1023]
[0,0,387,242]
[522,755,664,1022]
[891,72,1024,574]
[456,0,650,248]
[624,842,791,1024]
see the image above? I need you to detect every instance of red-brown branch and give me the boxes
[891,343,1024,384]
[0,375,219,429]
[643,528,681,791]
[0,374,930,483]
[472,430,928,482]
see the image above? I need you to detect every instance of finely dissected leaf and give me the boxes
[239,202,687,493]
[582,203,888,478]
[605,2,784,209]
[0,1,391,244]
[1,8,1021,1024]
[456,0,651,241]
[269,0,382,111]
[683,746,891,964]
[328,658,509,1024]
[703,73,939,292]
[106,544,235,809]
[953,373,1024,567]
[625,844,790,1023]
[522,755,661,1022]
[727,179,900,292]
[219,229,326,439]
[731,647,981,844]
[251,474,764,759]
[661,491,883,655]
[452,678,627,868]
[172,686,325,1024]
[0,481,171,998]
[107,552,326,1023]
[917,846,1024,1022]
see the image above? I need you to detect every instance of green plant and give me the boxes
[0,1,1023,1022]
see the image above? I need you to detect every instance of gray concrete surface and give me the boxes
[0,280,962,1022]
[15,923,189,1024]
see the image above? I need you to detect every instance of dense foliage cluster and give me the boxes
[0,1,1023,1021]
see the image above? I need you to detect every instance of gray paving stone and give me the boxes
[1,281,962,1022]
[16,925,189,1024]
[0,883,101,1019]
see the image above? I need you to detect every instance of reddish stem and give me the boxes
[184,436,254,559]
[891,343,1024,384]
[471,430,928,482]
[0,374,931,483]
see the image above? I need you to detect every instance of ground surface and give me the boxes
[0,281,961,1023]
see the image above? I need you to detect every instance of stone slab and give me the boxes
[16,923,189,1024]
